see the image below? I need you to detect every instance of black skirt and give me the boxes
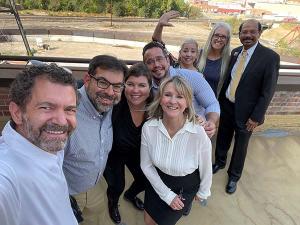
[144,168,200,225]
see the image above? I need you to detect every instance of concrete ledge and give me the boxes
[255,115,300,132]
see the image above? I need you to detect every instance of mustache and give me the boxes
[96,92,114,101]
[41,123,70,133]
[242,37,253,41]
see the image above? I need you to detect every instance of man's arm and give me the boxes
[250,51,280,125]
[0,163,20,225]
[152,10,180,42]
[190,72,220,137]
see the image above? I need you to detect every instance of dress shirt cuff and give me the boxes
[164,190,177,206]
[205,103,220,116]
[196,190,211,200]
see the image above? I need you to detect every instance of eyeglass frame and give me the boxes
[144,55,168,66]
[212,33,228,41]
[89,74,124,93]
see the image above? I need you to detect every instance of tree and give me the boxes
[16,0,190,17]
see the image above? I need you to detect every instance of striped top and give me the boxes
[140,119,212,205]
[63,86,113,195]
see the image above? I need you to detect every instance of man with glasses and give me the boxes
[143,41,220,138]
[63,55,128,225]
[213,19,280,194]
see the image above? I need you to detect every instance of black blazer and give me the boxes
[219,42,280,127]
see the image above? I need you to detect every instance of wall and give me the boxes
[0,87,10,117]
[0,87,299,119]
[267,91,300,114]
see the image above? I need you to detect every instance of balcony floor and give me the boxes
[94,131,300,225]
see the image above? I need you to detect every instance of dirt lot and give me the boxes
[1,12,299,61]
[0,12,299,133]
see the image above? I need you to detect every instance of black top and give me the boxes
[111,95,146,154]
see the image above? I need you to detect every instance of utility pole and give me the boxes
[8,0,33,56]
[110,0,113,27]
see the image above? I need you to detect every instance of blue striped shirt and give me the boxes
[152,67,220,117]
[63,86,113,195]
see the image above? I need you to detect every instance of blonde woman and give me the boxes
[141,76,212,225]
[152,10,231,96]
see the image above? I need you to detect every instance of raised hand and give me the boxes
[158,10,181,27]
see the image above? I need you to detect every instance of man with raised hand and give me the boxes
[143,41,220,137]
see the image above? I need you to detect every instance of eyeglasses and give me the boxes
[89,74,124,93]
[145,56,166,66]
[213,33,227,41]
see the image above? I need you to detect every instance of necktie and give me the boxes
[229,50,247,101]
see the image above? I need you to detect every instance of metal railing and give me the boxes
[1,55,300,91]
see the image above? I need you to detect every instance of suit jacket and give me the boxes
[219,42,280,127]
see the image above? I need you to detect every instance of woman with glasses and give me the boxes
[141,76,212,225]
[104,63,153,224]
[152,10,231,96]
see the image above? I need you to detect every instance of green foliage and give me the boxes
[226,17,243,35]
[17,0,189,18]
[186,6,203,19]
[0,0,9,7]
[276,39,300,57]
[113,2,126,17]
[23,0,42,9]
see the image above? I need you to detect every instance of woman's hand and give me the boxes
[194,196,207,206]
[194,195,201,201]
[170,195,184,210]
[158,10,180,27]
[195,115,206,126]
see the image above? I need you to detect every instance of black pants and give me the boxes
[215,98,252,181]
[104,150,146,205]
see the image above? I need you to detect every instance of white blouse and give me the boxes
[140,119,212,205]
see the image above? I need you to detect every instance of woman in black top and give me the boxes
[104,63,153,224]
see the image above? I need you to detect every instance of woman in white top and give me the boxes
[140,76,212,225]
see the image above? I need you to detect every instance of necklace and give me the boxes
[128,104,147,112]
[129,108,146,112]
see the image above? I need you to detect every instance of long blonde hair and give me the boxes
[198,22,231,95]
[147,76,196,123]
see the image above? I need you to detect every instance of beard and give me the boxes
[22,116,73,154]
[86,87,121,113]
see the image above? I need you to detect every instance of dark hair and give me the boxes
[125,62,154,104]
[142,41,169,59]
[126,62,152,86]
[239,19,262,33]
[88,55,128,78]
[9,63,78,110]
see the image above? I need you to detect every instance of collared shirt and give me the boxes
[152,67,220,118]
[140,119,212,205]
[226,42,258,102]
[63,86,113,195]
[0,122,77,225]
